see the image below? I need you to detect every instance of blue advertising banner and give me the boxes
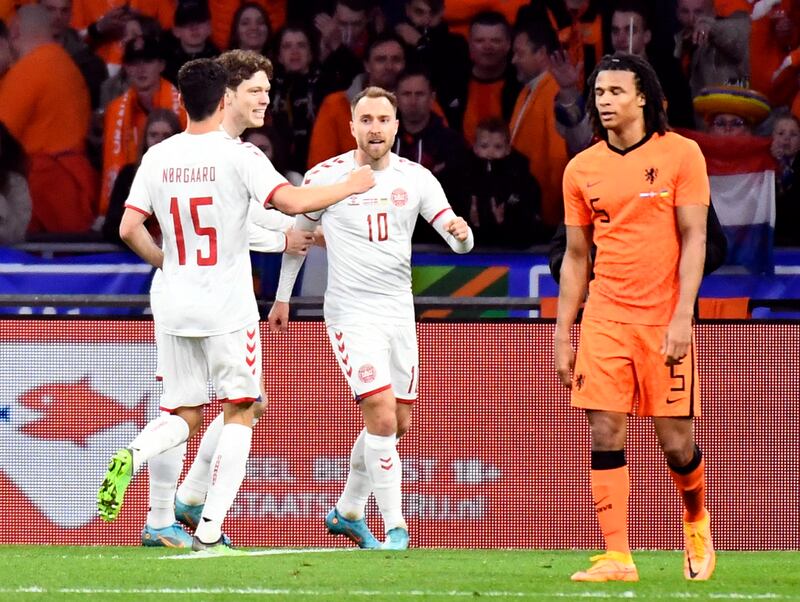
[0,248,154,316]
[1,246,799,317]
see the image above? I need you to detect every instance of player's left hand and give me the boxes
[445,217,469,241]
[268,301,290,333]
[661,314,692,366]
[285,228,314,256]
[313,226,326,248]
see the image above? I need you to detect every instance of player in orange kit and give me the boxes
[555,53,715,582]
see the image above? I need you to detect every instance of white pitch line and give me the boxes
[0,588,797,600]
[161,547,358,560]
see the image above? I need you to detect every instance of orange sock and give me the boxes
[591,451,630,555]
[669,448,706,522]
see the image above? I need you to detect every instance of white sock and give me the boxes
[193,423,252,544]
[176,412,224,506]
[364,432,405,532]
[146,443,186,529]
[129,414,190,472]
[336,428,371,520]
[177,413,261,507]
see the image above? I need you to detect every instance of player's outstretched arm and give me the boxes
[430,211,474,254]
[554,225,592,388]
[270,165,375,215]
[119,207,163,269]
[662,203,707,366]
[247,224,314,255]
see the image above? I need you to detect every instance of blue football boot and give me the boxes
[141,522,193,548]
[175,499,203,530]
[174,499,231,546]
[324,507,380,549]
[381,527,409,550]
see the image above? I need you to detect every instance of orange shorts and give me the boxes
[571,317,701,417]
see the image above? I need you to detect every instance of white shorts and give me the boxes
[158,323,262,411]
[326,321,418,403]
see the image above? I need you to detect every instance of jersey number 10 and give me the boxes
[170,196,218,266]
[367,212,389,242]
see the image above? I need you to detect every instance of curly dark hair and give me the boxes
[0,123,28,192]
[217,49,274,90]
[585,52,667,141]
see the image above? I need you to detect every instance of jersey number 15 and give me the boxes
[170,196,218,266]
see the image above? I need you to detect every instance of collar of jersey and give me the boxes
[605,132,654,156]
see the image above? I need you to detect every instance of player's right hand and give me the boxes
[268,301,290,333]
[554,338,576,388]
[313,226,326,248]
[347,165,376,194]
[285,228,314,256]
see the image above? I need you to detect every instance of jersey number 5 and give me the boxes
[589,197,610,223]
[170,196,218,266]
[367,212,389,242]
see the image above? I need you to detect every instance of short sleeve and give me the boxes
[675,139,711,207]
[298,167,329,222]
[124,154,153,216]
[562,158,592,226]
[239,143,290,208]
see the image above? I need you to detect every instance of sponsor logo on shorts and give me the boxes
[575,374,585,391]
[391,188,408,207]
[358,364,376,383]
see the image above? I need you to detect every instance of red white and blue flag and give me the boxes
[682,130,777,274]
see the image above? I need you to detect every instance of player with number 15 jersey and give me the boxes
[126,130,288,336]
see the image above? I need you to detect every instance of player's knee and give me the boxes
[396,416,411,438]
[661,442,694,467]
[174,406,203,437]
[371,416,397,436]
[254,400,267,419]
[587,411,626,449]
[223,400,256,425]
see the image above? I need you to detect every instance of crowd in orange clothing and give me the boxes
[0,0,799,248]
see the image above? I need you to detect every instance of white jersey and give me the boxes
[304,151,453,324]
[127,130,288,336]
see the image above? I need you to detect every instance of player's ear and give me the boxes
[637,92,646,107]
[349,119,356,139]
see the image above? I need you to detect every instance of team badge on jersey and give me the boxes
[358,363,376,383]
[391,188,408,208]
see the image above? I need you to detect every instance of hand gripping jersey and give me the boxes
[126,131,288,336]
[303,152,455,324]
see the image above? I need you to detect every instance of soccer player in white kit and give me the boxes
[269,86,474,550]
[141,50,318,547]
[97,58,375,552]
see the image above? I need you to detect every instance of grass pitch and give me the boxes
[0,547,798,601]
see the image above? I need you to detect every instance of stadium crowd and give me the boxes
[0,0,799,251]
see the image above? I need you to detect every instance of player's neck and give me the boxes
[221,117,243,139]
[187,115,224,135]
[354,149,391,171]
[607,120,647,150]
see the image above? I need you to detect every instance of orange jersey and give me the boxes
[462,77,504,145]
[0,43,91,154]
[562,132,710,325]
